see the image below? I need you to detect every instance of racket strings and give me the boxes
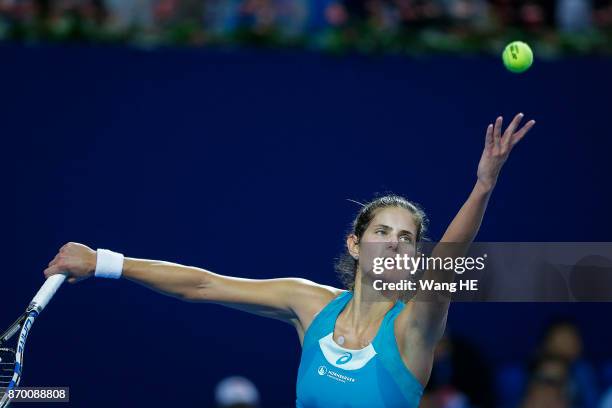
[0,315,26,344]
[0,349,16,389]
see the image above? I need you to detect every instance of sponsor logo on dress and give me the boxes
[316,365,356,383]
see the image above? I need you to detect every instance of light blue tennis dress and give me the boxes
[296,291,424,407]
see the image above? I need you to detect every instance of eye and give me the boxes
[375,229,387,235]
[400,235,413,243]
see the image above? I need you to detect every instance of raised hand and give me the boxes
[477,113,535,190]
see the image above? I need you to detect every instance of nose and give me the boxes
[386,238,399,250]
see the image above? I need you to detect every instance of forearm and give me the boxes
[440,179,493,243]
[122,258,211,301]
[422,180,493,285]
[411,180,492,341]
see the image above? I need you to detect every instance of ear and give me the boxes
[346,234,359,260]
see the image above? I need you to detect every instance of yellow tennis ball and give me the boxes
[502,41,533,73]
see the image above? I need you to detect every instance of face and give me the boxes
[544,325,582,362]
[348,206,419,284]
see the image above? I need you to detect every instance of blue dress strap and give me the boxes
[303,291,351,349]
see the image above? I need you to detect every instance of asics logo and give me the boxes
[336,352,352,365]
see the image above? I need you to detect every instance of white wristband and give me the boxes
[94,249,124,279]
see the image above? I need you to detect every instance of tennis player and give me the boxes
[44,113,535,407]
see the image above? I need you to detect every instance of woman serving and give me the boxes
[44,113,535,408]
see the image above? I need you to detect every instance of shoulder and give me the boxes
[288,279,344,311]
[287,279,344,336]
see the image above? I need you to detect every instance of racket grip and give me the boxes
[29,274,67,313]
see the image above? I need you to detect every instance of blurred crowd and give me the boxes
[0,0,610,54]
[216,319,612,408]
[420,319,608,408]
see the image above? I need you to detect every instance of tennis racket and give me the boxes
[0,274,66,408]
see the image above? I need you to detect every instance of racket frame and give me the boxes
[0,274,66,408]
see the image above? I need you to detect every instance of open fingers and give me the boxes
[503,113,524,147]
[511,119,536,146]
[484,123,494,150]
[493,116,503,150]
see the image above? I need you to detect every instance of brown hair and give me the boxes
[335,194,428,290]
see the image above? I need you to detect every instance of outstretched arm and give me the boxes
[406,113,536,343]
[44,243,340,330]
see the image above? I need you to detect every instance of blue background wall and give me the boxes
[3,45,612,406]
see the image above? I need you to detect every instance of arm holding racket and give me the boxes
[44,243,339,329]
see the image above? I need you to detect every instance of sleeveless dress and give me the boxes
[296,291,424,407]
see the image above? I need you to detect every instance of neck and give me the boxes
[343,270,398,331]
